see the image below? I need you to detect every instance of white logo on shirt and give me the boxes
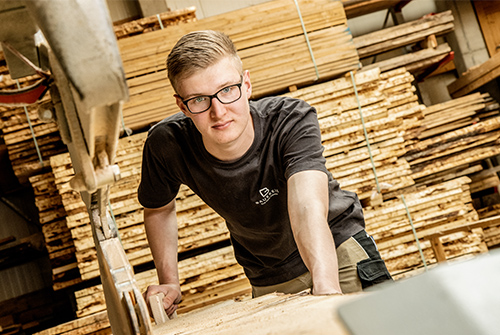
[256,187,279,205]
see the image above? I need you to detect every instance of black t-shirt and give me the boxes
[138,96,364,286]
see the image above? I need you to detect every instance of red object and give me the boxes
[0,78,50,106]
[416,51,455,82]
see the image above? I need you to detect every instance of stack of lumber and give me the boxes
[363,43,452,74]
[74,246,250,319]
[364,176,485,278]
[354,11,454,59]
[398,93,500,252]
[284,67,422,201]
[447,51,500,98]
[354,11,454,75]
[49,132,229,282]
[414,92,496,139]
[113,7,197,39]
[403,103,500,184]
[0,101,66,183]
[0,288,72,335]
[28,172,81,290]
[282,66,491,276]
[119,0,359,130]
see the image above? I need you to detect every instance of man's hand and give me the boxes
[143,284,182,318]
[312,282,343,296]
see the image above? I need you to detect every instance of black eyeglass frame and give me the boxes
[181,75,244,114]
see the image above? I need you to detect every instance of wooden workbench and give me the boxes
[152,291,360,335]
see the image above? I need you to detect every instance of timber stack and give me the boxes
[447,51,500,99]
[28,171,80,290]
[113,7,197,39]
[119,0,359,131]
[285,67,495,277]
[0,84,63,183]
[355,10,454,76]
[284,67,421,202]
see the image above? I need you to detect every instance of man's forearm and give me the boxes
[144,201,180,285]
[288,170,342,294]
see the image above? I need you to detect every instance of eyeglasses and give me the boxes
[181,76,243,114]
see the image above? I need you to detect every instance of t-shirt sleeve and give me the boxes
[138,128,181,209]
[280,99,328,180]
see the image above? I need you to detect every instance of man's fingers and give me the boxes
[165,303,178,319]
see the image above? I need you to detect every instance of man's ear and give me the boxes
[174,94,189,116]
[243,70,252,99]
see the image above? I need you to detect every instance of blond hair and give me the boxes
[167,30,242,93]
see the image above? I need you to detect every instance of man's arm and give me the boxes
[287,170,342,295]
[143,199,182,317]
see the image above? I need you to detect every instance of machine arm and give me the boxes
[0,1,152,334]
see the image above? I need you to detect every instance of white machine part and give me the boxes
[338,249,500,335]
[0,1,152,334]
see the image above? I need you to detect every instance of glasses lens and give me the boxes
[187,96,210,114]
[217,85,242,104]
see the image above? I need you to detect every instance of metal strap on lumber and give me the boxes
[401,194,428,271]
[294,0,320,80]
[350,71,380,193]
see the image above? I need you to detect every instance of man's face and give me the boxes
[174,56,254,160]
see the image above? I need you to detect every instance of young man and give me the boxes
[138,30,391,316]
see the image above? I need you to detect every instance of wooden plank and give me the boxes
[354,11,454,58]
[473,0,500,57]
[447,52,500,98]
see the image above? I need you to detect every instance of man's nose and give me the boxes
[210,97,226,117]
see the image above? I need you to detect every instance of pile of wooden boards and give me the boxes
[29,172,80,290]
[48,132,230,281]
[113,7,197,39]
[284,67,493,276]
[355,11,454,75]
[365,176,485,278]
[354,11,454,59]
[119,0,359,130]
[448,51,500,98]
[0,86,64,183]
[285,67,422,201]
[75,246,250,318]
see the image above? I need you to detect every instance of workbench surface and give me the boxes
[153,291,361,335]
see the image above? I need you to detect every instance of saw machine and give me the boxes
[0,1,154,334]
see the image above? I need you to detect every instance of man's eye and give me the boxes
[221,86,232,94]
[193,96,207,104]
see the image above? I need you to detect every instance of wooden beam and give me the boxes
[447,52,500,98]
